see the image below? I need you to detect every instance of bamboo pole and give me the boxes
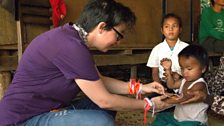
[16,20,22,62]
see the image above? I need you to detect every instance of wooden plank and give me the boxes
[0,6,17,45]
[117,0,163,48]
[24,24,50,44]
[93,53,149,66]
[0,55,18,72]
[20,0,50,8]
[21,6,51,17]
[130,65,137,78]
[0,72,11,99]
[192,0,201,42]
[0,45,17,50]
[17,21,23,62]
[90,48,151,55]
[22,15,52,25]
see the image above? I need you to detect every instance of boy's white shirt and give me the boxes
[174,78,209,124]
[146,39,189,80]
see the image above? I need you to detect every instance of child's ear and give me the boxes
[160,28,164,34]
[202,67,206,73]
[179,27,182,34]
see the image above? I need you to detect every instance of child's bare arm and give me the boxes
[164,82,207,104]
[160,58,181,89]
[152,67,161,83]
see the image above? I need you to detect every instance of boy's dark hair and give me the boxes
[210,0,215,6]
[178,44,209,69]
[76,0,136,33]
[161,13,182,28]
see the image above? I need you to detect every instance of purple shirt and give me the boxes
[0,23,99,125]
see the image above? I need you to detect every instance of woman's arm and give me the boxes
[75,78,144,111]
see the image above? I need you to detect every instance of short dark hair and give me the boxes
[210,0,215,6]
[76,0,136,33]
[178,44,209,69]
[161,13,182,28]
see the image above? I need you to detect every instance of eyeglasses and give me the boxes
[112,27,124,41]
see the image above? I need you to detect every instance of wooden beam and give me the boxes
[130,65,137,79]
[21,6,51,17]
[20,0,50,8]
[22,15,52,25]
[17,21,23,62]
[0,72,11,99]
[0,55,18,72]
[93,53,149,66]
[0,45,18,50]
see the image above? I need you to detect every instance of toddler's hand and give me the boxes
[160,58,172,70]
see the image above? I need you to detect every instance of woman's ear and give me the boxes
[96,22,107,34]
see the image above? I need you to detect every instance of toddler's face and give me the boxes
[179,56,205,82]
[161,17,181,41]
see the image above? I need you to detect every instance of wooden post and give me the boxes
[130,65,137,79]
[17,20,23,62]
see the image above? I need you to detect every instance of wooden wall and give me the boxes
[0,7,17,45]
[62,0,200,48]
[62,0,163,49]
[59,0,200,66]
[0,0,201,69]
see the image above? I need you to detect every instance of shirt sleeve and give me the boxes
[147,45,159,68]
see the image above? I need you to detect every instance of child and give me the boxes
[49,0,67,27]
[199,0,224,53]
[151,45,210,126]
[147,13,189,89]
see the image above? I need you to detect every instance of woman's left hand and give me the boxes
[142,81,165,94]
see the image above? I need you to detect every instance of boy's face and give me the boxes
[179,56,205,82]
[161,17,181,42]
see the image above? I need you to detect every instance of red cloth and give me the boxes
[49,0,67,27]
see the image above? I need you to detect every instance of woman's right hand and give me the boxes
[151,95,173,110]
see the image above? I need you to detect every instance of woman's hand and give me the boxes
[142,81,165,94]
[151,95,173,110]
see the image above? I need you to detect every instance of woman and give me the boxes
[0,0,168,126]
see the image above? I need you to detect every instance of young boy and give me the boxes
[151,45,210,126]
